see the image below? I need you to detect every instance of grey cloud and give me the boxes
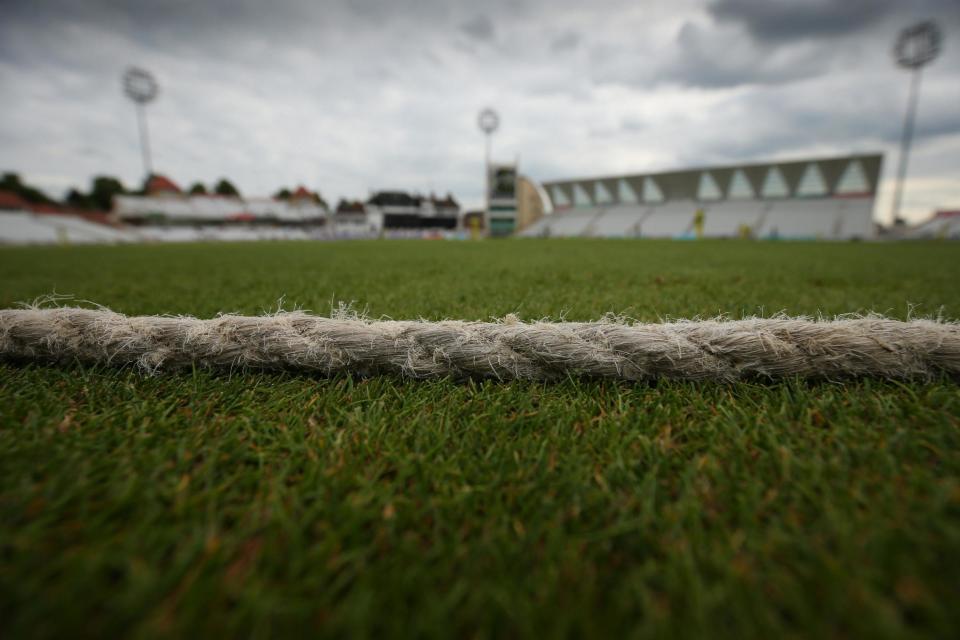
[459,15,496,41]
[709,0,891,42]
[550,31,581,52]
[0,0,958,220]
[588,116,645,139]
[677,83,960,167]
[709,0,960,43]
[788,103,960,147]
[640,0,960,89]
[595,20,825,90]
[1,0,315,45]
[661,21,824,87]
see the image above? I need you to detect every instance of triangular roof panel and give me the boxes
[727,169,754,199]
[572,183,592,207]
[551,186,570,207]
[617,178,638,203]
[594,181,614,204]
[796,163,828,197]
[642,176,664,203]
[835,160,870,195]
[696,172,722,200]
[761,167,790,198]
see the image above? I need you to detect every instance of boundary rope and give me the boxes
[1,307,958,381]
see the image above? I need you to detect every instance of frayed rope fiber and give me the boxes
[1,306,959,382]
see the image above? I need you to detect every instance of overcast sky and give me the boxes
[1,0,958,221]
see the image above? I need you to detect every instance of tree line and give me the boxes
[64,176,243,210]
[2,172,327,211]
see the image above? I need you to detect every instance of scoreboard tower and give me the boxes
[487,163,518,237]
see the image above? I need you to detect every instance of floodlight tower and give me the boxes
[890,21,941,223]
[477,107,500,211]
[122,67,159,180]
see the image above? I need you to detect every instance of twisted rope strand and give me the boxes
[1,307,958,381]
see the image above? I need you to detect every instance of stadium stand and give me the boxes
[758,199,871,239]
[541,209,597,237]
[904,210,960,240]
[0,213,64,244]
[532,154,882,240]
[365,191,460,231]
[516,216,550,237]
[638,202,699,238]
[519,208,604,237]
[136,226,321,243]
[114,195,327,224]
[0,211,133,245]
[590,205,653,237]
[700,201,767,236]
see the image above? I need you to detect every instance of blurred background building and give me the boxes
[521,154,882,240]
[516,175,548,233]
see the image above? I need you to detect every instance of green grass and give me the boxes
[1,239,959,639]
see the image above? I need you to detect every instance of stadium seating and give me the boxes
[905,210,960,240]
[113,195,326,223]
[538,154,882,240]
[700,201,767,237]
[40,215,132,243]
[517,216,552,237]
[0,213,62,244]
[519,197,874,241]
[638,202,698,238]
[136,226,319,243]
[590,206,651,237]
[0,212,133,245]
[547,209,599,237]
[758,198,872,240]
[518,208,597,237]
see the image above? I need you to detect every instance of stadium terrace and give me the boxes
[523,153,883,240]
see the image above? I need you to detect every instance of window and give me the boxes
[835,160,869,195]
[594,181,614,204]
[696,172,722,200]
[617,179,638,203]
[572,183,592,207]
[728,169,754,199]
[551,186,570,207]
[796,163,828,197]
[761,167,789,198]
[642,176,664,203]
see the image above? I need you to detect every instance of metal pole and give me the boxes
[136,102,153,178]
[485,133,491,210]
[484,132,493,237]
[890,68,922,222]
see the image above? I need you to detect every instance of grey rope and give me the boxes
[1,307,958,381]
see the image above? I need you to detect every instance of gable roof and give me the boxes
[368,191,420,207]
[0,189,29,210]
[146,175,181,194]
[292,186,312,199]
[431,193,460,209]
